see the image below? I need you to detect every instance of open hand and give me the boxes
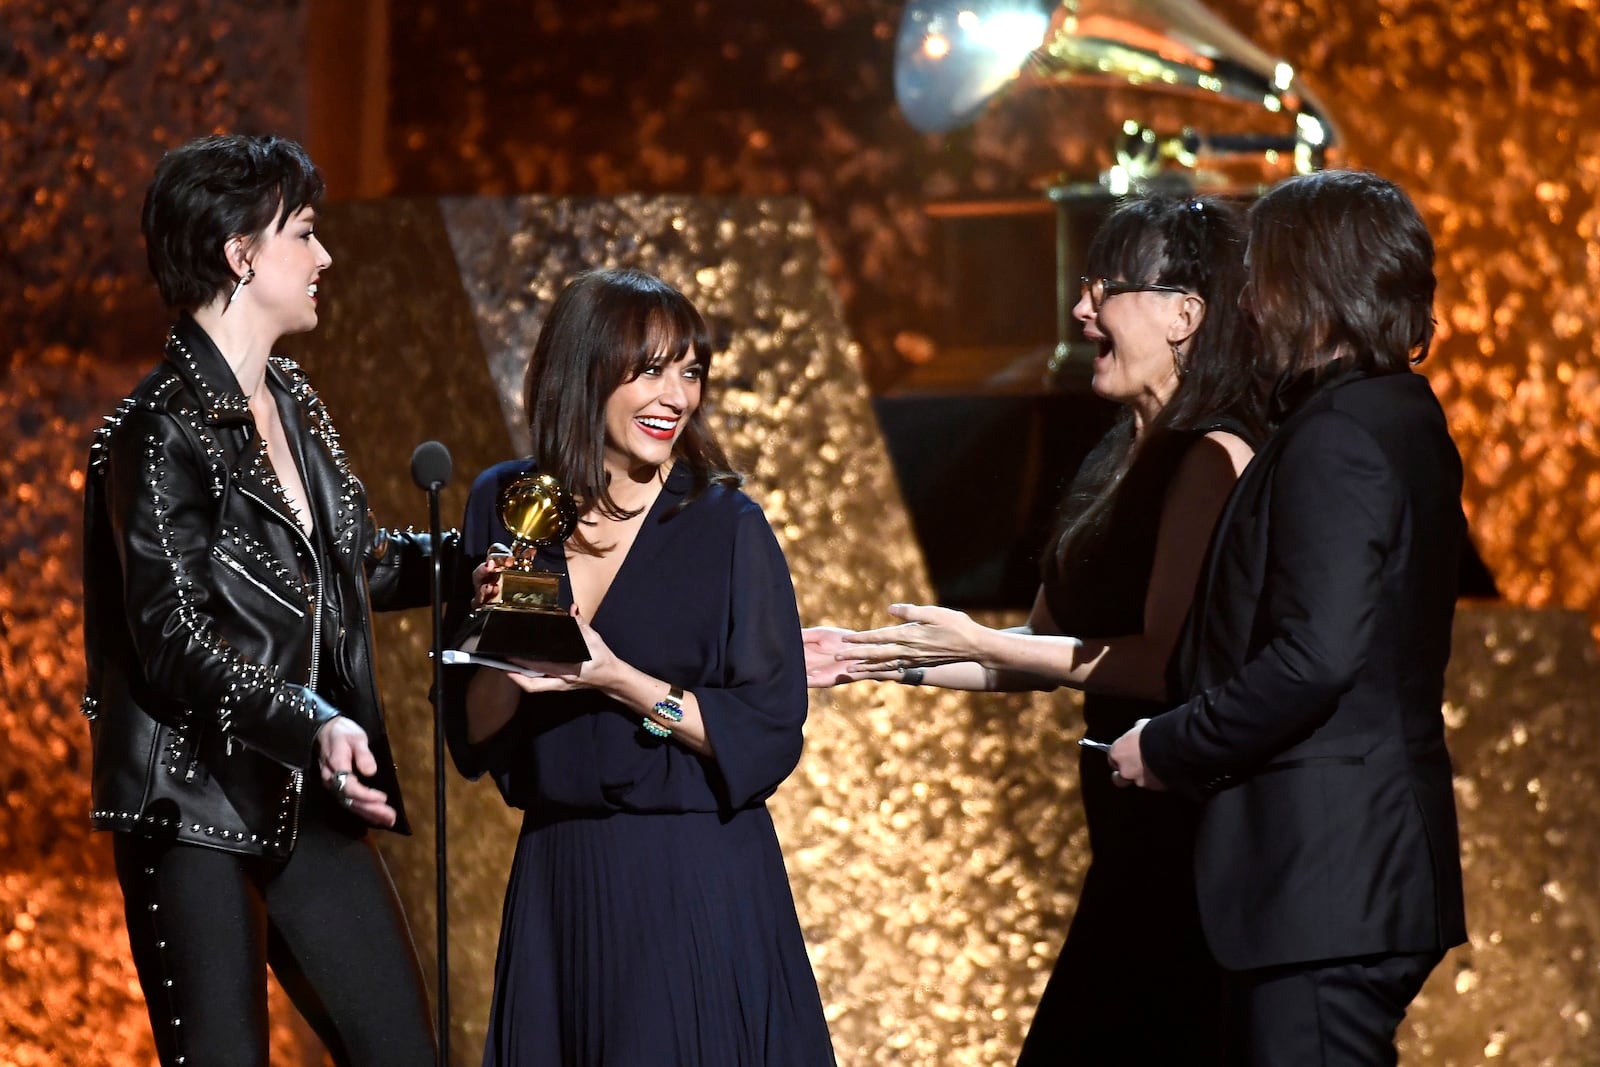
[840,603,984,671]
[803,626,881,687]
[497,606,618,695]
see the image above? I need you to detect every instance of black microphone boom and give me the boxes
[410,438,453,1067]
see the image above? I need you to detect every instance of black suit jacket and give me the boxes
[1142,368,1469,972]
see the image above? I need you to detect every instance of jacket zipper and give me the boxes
[211,545,307,617]
[235,483,323,855]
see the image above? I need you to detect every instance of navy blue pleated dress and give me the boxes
[443,459,835,1067]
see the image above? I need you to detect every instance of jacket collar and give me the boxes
[1268,356,1372,423]
[163,315,256,427]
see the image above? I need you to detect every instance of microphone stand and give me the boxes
[411,441,453,1067]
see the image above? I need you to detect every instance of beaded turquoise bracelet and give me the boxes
[643,686,686,738]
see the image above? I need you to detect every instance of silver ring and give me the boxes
[334,770,350,794]
[341,794,355,810]
[1110,769,1124,781]
[890,659,902,671]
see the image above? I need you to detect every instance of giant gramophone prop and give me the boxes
[895,0,1338,184]
[893,0,1340,376]
[454,472,591,664]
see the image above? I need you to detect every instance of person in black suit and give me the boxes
[1107,170,1468,1066]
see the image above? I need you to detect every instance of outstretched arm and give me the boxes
[842,432,1252,700]
[804,591,1056,691]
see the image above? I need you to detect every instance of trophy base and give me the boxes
[459,607,591,663]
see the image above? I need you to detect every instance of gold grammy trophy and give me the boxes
[464,472,590,662]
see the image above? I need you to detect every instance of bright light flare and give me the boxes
[964,9,1050,63]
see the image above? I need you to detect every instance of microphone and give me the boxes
[410,439,452,492]
[410,438,452,1067]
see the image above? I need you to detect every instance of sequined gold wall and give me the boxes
[0,0,308,364]
[313,196,1593,1067]
[8,0,1600,1063]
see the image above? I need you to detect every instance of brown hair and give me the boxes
[1244,170,1436,378]
[521,268,739,538]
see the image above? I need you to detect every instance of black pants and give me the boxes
[113,797,436,1067]
[1230,951,1443,1067]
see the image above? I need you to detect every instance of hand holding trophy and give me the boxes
[457,472,591,662]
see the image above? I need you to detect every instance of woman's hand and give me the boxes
[803,626,876,687]
[497,607,620,695]
[841,603,987,671]
[1107,718,1165,791]
[471,545,511,610]
[315,716,397,827]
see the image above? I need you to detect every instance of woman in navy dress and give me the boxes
[442,268,834,1066]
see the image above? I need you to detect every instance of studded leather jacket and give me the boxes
[82,315,449,859]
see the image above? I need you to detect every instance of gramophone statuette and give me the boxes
[459,471,591,663]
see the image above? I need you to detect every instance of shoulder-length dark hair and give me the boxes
[522,268,740,531]
[1046,194,1263,579]
[1244,169,1436,378]
[140,134,325,312]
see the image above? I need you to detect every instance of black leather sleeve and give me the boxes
[366,524,459,612]
[102,405,339,770]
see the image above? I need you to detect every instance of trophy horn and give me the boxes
[894,0,1337,175]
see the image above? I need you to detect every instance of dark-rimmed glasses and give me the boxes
[1080,276,1192,312]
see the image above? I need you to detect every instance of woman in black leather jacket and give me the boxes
[81,134,437,1066]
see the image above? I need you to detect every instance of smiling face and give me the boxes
[1073,281,1195,425]
[238,204,331,337]
[601,349,704,480]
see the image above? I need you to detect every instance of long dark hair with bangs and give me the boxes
[1045,195,1264,581]
[1244,170,1436,379]
[522,268,740,539]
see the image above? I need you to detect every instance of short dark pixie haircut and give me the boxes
[1244,170,1436,377]
[140,134,325,312]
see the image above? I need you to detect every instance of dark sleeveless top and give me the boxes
[1041,416,1255,742]
[1013,416,1255,1067]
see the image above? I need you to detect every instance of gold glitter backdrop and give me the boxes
[9,196,1600,1061]
[6,0,1600,1062]
[0,0,308,364]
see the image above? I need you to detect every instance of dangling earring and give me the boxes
[228,267,255,305]
[1171,340,1187,381]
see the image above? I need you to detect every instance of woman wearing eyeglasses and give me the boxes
[805,195,1264,1064]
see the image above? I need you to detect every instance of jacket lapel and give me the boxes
[162,318,296,535]
[265,356,369,571]
[1176,368,1370,692]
